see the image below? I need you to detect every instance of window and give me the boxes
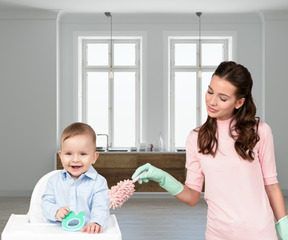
[169,37,231,150]
[81,38,141,148]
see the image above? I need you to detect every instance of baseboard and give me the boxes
[131,192,205,199]
[131,192,173,199]
[1,189,286,198]
[131,190,288,198]
[0,190,32,197]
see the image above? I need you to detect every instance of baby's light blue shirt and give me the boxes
[41,166,110,228]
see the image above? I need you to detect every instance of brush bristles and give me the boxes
[109,179,135,209]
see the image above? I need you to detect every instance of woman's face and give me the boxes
[205,75,245,120]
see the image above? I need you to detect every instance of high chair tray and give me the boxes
[2,214,122,240]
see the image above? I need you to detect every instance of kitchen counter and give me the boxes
[97,151,185,154]
[57,152,186,192]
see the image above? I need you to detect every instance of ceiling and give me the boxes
[1,0,288,14]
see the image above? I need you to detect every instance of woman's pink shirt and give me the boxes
[185,119,278,240]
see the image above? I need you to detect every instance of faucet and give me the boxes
[97,134,110,151]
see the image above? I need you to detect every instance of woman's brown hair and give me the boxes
[197,61,260,161]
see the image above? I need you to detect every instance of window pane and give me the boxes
[87,43,109,66]
[201,72,213,124]
[86,72,109,148]
[174,72,197,148]
[114,72,136,147]
[174,43,196,66]
[114,43,136,66]
[202,43,223,66]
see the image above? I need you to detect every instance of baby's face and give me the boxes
[59,134,98,181]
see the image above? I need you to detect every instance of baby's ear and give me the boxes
[58,150,62,160]
[93,151,99,163]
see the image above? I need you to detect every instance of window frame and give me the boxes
[80,37,142,148]
[168,36,232,150]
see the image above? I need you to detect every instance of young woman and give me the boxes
[132,62,288,239]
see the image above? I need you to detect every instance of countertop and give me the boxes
[97,150,186,154]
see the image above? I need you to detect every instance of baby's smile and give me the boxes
[71,165,81,169]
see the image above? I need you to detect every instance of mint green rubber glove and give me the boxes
[132,163,184,196]
[276,215,288,240]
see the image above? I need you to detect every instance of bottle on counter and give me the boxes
[159,132,163,152]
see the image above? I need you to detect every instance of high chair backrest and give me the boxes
[27,170,61,223]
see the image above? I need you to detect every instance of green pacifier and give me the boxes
[62,211,85,231]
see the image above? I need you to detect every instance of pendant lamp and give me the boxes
[196,12,202,79]
[105,12,113,79]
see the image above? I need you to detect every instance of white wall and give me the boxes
[0,9,287,196]
[59,13,263,148]
[59,12,288,195]
[0,9,59,196]
[261,11,288,196]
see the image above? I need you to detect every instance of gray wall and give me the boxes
[59,13,263,149]
[0,9,59,196]
[262,11,288,195]
[0,9,287,196]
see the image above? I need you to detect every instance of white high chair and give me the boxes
[1,170,122,240]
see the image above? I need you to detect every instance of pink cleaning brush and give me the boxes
[109,171,147,209]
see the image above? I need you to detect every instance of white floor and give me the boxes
[1,195,287,240]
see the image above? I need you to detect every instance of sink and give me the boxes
[97,148,129,152]
[107,149,128,152]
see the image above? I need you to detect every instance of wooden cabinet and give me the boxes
[57,153,186,192]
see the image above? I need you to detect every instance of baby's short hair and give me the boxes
[60,122,96,150]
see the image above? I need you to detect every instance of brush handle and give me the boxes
[132,171,147,183]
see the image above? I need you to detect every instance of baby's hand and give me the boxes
[55,206,70,222]
[81,222,103,234]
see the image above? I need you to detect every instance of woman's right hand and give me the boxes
[132,163,184,196]
[132,163,165,184]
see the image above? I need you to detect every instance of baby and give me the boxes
[42,122,110,233]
